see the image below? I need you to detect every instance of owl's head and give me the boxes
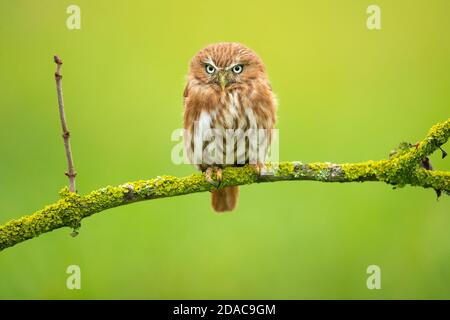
[188,42,267,91]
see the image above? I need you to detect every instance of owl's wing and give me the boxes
[183,83,190,106]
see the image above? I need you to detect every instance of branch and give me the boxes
[0,119,448,252]
[54,55,77,193]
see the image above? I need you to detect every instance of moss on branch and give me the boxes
[0,119,449,252]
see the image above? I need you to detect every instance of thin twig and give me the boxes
[54,55,77,193]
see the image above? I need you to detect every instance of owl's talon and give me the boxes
[205,167,222,188]
[250,163,265,176]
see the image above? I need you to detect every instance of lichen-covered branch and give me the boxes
[0,119,449,252]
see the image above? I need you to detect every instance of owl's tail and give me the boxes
[211,186,239,212]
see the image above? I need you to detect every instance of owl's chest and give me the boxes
[207,92,257,132]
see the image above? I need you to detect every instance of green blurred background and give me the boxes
[0,0,449,299]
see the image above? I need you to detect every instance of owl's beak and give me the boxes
[218,71,227,90]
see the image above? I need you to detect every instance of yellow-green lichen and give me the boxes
[276,162,296,177]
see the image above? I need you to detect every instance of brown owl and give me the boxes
[183,42,277,212]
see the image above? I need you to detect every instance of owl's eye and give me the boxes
[232,65,243,74]
[205,64,215,74]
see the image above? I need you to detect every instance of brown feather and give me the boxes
[211,186,239,212]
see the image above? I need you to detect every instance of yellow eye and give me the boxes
[232,65,243,74]
[205,64,215,74]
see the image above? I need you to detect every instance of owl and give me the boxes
[183,42,277,212]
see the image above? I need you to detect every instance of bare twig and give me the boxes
[54,55,77,193]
